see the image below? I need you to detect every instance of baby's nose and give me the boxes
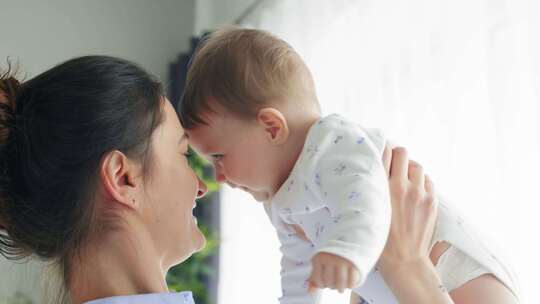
[214,167,227,183]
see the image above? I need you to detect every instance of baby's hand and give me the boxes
[308,252,360,293]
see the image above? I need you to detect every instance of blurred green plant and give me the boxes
[187,147,219,192]
[166,148,219,304]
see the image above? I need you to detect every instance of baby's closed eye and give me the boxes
[210,154,223,162]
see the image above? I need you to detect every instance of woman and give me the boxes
[0,56,517,304]
[0,56,202,303]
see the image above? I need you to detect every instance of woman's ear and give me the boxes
[99,150,140,209]
[257,108,289,145]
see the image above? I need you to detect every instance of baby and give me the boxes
[179,27,519,303]
[180,27,390,302]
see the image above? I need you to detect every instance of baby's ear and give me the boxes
[257,108,289,145]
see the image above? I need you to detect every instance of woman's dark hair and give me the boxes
[0,56,164,284]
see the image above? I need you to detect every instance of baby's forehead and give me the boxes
[193,105,227,126]
[186,115,221,134]
[185,124,219,150]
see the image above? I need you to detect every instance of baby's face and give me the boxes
[186,108,282,202]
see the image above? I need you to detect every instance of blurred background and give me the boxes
[1,0,539,303]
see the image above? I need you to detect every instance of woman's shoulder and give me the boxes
[84,291,195,304]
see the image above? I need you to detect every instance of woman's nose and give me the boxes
[196,176,208,198]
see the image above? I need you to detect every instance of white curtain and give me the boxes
[218,0,540,303]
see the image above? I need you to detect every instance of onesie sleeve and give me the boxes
[306,116,391,286]
[264,200,321,304]
[278,235,322,304]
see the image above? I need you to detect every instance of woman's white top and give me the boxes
[84,291,195,304]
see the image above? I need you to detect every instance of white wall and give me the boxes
[0,1,195,302]
[0,0,195,84]
[194,0,256,35]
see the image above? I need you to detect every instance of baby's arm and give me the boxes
[305,116,391,291]
[278,231,322,304]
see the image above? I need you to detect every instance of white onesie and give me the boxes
[264,114,391,304]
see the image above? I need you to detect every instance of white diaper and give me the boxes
[435,245,490,292]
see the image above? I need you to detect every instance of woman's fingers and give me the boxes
[389,147,409,182]
[408,160,424,188]
[382,145,393,178]
[424,174,434,195]
[424,175,437,209]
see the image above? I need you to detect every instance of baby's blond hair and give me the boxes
[180,27,319,128]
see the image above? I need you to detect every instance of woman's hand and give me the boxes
[376,147,454,304]
[378,147,437,275]
[351,146,518,304]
